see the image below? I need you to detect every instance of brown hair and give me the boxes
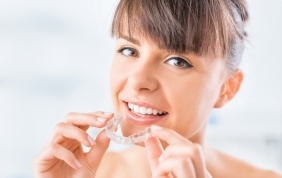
[111,0,249,73]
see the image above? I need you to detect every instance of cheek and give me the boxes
[164,76,222,135]
[110,56,134,111]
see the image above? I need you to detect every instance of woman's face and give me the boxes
[110,34,227,140]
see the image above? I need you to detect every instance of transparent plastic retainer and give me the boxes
[105,113,152,144]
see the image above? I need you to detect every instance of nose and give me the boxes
[127,60,158,93]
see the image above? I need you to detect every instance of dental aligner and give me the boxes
[105,113,152,144]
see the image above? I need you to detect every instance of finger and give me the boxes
[145,137,164,177]
[86,129,111,168]
[49,122,96,147]
[150,125,191,145]
[159,144,206,178]
[190,144,206,178]
[157,157,196,178]
[151,125,206,178]
[64,112,114,129]
[36,144,81,170]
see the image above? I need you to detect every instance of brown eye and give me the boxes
[118,47,138,57]
[165,57,193,69]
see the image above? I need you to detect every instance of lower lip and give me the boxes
[125,105,167,125]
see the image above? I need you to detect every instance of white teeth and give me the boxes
[140,107,147,114]
[128,103,134,109]
[128,103,166,115]
[147,108,153,114]
[153,109,158,115]
[133,105,139,112]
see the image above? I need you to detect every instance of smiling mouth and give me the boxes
[127,102,168,117]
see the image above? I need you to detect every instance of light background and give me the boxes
[0,0,281,177]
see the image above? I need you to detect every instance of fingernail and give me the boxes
[75,159,82,168]
[104,112,113,116]
[88,136,96,146]
[151,125,163,131]
[97,117,107,122]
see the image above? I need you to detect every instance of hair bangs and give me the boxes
[111,0,232,57]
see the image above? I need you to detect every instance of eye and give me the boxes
[165,57,193,69]
[117,47,138,57]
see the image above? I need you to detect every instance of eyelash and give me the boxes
[165,57,193,69]
[117,47,193,69]
[117,47,139,57]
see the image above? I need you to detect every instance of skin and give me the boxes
[33,34,282,178]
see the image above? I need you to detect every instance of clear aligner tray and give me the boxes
[105,113,152,144]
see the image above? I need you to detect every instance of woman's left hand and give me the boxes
[145,125,212,178]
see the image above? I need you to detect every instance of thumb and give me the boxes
[145,137,164,176]
[86,129,110,169]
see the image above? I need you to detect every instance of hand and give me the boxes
[145,125,212,178]
[33,111,113,178]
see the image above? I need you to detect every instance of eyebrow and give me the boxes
[120,35,141,46]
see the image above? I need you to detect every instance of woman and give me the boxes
[33,0,282,177]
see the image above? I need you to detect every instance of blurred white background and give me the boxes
[0,0,281,177]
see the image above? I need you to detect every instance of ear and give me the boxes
[214,69,244,108]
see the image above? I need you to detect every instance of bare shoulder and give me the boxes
[208,148,282,178]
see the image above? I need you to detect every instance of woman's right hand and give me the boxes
[33,111,114,178]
